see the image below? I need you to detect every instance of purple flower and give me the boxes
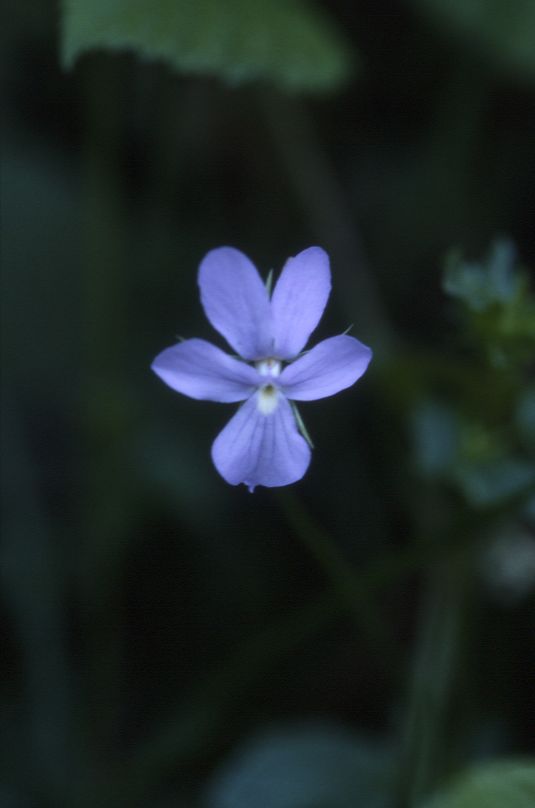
[152,247,372,491]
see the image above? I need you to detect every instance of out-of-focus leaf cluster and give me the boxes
[411,399,535,508]
[443,239,535,369]
[407,240,535,510]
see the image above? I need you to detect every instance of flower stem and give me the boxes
[276,489,398,664]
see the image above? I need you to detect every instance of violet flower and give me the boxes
[152,247,372,491]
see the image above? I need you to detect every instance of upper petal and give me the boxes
[198,247,273,360]
[211,394,311,491]
[271,246,331,359]
[151,338,261,402]
[279,334,372,401]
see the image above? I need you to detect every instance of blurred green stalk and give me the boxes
[277,489,399,664]
[1,394,77,806]
[262,92,395,361]
[398,548,473,806]
[76,57,134,803]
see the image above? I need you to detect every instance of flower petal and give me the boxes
[151,339,261,402]
[198,247,273,360]
[271,246,331,358]
[279,334,372,401]
[211,394,311,491]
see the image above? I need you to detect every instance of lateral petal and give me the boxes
[211,394,311,491]
[279,334,372,401]
[151,339,260,402]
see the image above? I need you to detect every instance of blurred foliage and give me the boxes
[443,239,519,313]
[409,241,535,508]
[481,527,535,604]
[62,0,353,93]
[443,239,535,368]
[410,393,535,508]
[424,760,535,808]
[412,0,535,83]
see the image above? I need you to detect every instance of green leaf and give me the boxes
[412,0,535,82]
[61,0,353,93]
[424,760,535,808]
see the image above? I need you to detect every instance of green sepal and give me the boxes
[291,401,314,448]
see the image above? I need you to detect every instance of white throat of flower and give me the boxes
[255,358,282,415]
[256,358,282,377]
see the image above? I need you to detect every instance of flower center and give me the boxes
[255,357,282,377]
[257,383,279,415]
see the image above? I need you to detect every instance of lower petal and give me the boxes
[211,394,311,491]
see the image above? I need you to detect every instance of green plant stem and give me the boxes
[1,390,77,807]
[78,57,132,789]
[276,489,399,664]
[399,555,472,807]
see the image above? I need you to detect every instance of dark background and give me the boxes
[2,2,535,807]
